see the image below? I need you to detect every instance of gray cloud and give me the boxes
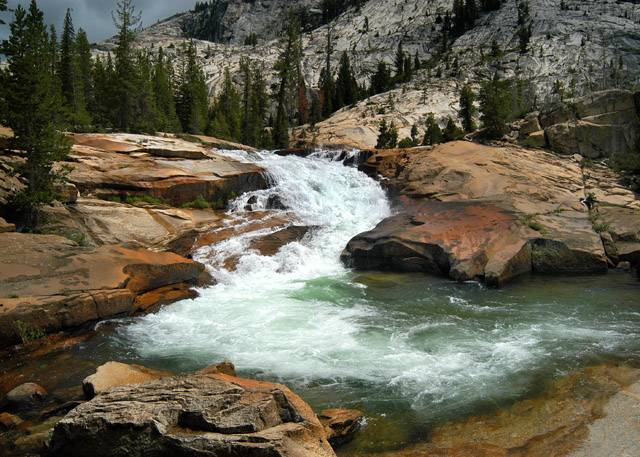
[1,0,195,42]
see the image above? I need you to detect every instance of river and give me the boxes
[76,150,640,454]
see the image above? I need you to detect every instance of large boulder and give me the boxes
[348,141,632,285]
[342,199,534,286]
[65,133,268,207]
[0,232,208,348]
[46,372,336,457]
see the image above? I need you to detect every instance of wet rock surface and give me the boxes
[65,133,267,207]
[318,408,364,447]
[46,371,336,457]
[0,232,208,348]
[82,362,171,399]
[375,365,640,457]
[345,141,631,284]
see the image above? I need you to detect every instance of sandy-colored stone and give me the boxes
[82,361,171,399]
[1,382,47,411]
[65,133,267,206]
[346,141,619,284]
[0,232,207,348]
[0,217,15,233]
[47,371,336,457]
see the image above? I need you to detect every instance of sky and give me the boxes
[0,0,196,42]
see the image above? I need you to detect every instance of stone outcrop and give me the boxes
[0,217,15,233]
[344,141,627,285]
[65,133,267,207]
[46,371,336,457]
[82,362,171,399]
[519,90,640,160]
[0,232,209,348]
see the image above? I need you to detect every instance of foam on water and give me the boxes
[115,149,640,425]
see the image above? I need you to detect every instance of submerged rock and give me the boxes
[1,383,47,412]
[318,408,364,447]
[46,372,336,457]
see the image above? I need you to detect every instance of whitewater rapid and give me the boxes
[115,149,640,423]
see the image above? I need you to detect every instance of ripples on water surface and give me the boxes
[84,150,640,453]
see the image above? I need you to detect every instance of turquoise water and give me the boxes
[75,151,640,454]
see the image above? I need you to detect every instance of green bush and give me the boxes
[125,195,167,206]
[14,320,45,343]
[181,195,212,209]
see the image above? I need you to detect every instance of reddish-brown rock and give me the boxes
[0,232,208,348]
[347,141,615,285]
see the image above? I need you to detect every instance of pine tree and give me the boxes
[273,15,302,148]
[394,41,405,81]
[319,29,335,118]
[422,113,443,146]
[376,119,398,149]
[112,0,141,131]
[1,0,70,219]
[59,10,76,111]
[240,57,253,145]
[370,61,391,95]
[443,117,464,142]
[208,67,241,141]
[91,54,118,128]
[250,63,269,146]
[75,28,94,123]
[335,51,357,109]
[517,1,532,54]
[479,73,512,139]
[132,51,157,133]
[459,83,477,133]
[176,41,209,134]
[153,47,179,132]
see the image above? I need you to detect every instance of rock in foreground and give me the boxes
[47,372,336,457]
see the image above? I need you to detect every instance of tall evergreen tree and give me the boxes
[459,83,477,133]
[153,47,179,132]
[370,61,391,95]
[273,15,302,148]
[319,28,335,119]
[1,1,70,219]
[208,67,241,140]
[335,51,357,109]
[75,28,93,124]
[394,41,405,81]
[59,10,76,110]
[112,0,141,131]
[479,73,512,139]
[176,41,209,134]
[517,1,532,54]
[422,113,443,146]
[132,51,157,132]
